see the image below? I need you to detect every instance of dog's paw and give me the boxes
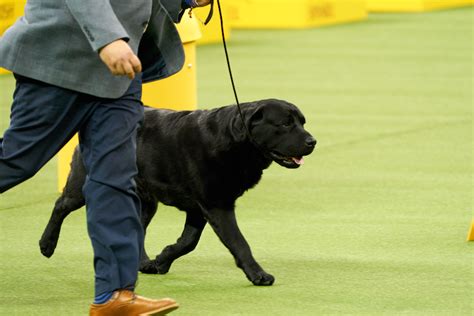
[139,258,172,275]
[39,238,57,258]
[251,271,275,286]
[154,257,172,274]
[139,260,160,274]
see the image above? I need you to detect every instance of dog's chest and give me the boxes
[139,162,264,210]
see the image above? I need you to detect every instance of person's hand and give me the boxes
[99,40,142,79]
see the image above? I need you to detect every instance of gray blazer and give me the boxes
[0,0,188,98]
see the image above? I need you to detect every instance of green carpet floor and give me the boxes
[0,8,472,315]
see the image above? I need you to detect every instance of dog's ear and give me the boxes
[230,105,263,142]
[247,107,264,127]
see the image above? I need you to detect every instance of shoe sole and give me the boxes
[139,303,179,316]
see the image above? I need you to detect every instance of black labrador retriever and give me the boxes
[39,99,316,286]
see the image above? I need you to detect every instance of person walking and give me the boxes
[0,0,211,314]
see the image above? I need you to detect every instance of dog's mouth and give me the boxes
[269,151,305,169]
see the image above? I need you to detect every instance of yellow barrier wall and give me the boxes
[366,0,473,12]
[58,14,202,191]
[227,0,367,29]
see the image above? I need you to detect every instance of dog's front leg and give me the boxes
[204,207,275,286]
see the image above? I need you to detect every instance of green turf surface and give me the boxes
[0,8,472,315]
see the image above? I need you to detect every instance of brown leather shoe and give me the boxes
[89,290,179,316]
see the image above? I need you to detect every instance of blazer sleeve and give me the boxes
[65,0,130,52]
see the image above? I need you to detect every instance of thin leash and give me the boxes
[196,0,254,141]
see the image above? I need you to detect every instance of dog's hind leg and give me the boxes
[39,148,86,258]
[140,210,207,275]
[137,197,159,272]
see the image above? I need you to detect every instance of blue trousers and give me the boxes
[0,74,145,296]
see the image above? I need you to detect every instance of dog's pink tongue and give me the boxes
[292,157,304,165]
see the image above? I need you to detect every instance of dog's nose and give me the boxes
[305,136,317,147]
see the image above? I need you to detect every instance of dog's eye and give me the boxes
[279,116,293,128]
[281,120,293,128]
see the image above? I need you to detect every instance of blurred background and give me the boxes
[0,1,472,315]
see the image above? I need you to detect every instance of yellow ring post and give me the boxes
[467,220,474,241]
[193,3,231,45]
[141,11,201,110]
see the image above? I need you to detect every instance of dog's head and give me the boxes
[236,99,316,168]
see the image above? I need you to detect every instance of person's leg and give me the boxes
[1,74,178,314]
[79,76,145,297]
[84,81,180,313]
[0,75,95,193]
